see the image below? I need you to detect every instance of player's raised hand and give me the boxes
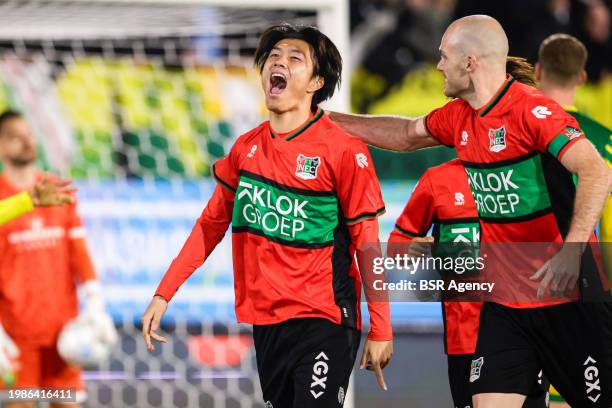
[141,295,168,351]
[29,174,76,207]
[360,339,393,391]
[529,244,583,299]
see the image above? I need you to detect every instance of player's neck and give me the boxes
[269,104,314,134]
[1,164,37,190]
[466,71,508,110]
[538,83,576,108]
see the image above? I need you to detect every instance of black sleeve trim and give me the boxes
[345,207,386,225]
[393,224,423,237]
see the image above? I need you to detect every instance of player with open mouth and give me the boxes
[142,23,393,408]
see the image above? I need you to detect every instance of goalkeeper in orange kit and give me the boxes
[0,111,116,408]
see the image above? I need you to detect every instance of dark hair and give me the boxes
[538,34,587,85]
[254,23,342,111]
[0,110,23,135]
[506,56,536,87]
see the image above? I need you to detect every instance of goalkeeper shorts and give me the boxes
[0,339,86,403]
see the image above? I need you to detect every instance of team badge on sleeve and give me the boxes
[295,154,321,180]
[488,126,507,152]
[562,126,583,140]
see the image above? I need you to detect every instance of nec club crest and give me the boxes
[295,154,321,180]
[469,357,484,383]
[562,126,583,140]
[488,126,507,152]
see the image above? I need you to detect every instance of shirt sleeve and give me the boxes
[155,184,234,302]
[335,139,390,340]
[522,97,585,160]
[67,203,97,283]
[348,218,392,341]
[0,192,33,226]
[210,139,242,193]
[336,141,385,225]
[389,171,435,243]
[424,99,462,147]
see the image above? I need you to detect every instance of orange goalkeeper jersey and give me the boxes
[0,173,96,346]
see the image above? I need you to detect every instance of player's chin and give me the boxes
[442,86,456,98]
[264,95,286,112]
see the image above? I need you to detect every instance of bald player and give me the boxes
[330,15,612,408]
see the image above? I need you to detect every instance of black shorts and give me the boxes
[253,318,361,408]
[448,354,549,408]
[470,302,612,407]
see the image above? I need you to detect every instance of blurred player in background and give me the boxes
[0,110,116,408]
[536,32,612,408]
[386,59,549,408]
[536,32,612,282]
[142,23,393,407]
[0,175,75,226]
[330,14,612,407]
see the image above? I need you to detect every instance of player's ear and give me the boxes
[577,69,587,86]
[465,55,476,72]
[307,75,324,93]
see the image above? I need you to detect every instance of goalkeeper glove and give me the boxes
[79,280,118,346]
[0,322,19,378]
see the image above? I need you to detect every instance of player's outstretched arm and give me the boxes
[328,112,439,152]
[0,192,33,225]
[0,175,75,225]
[29,174,76,207]
[531,139,612,298]
[141,184,234,350]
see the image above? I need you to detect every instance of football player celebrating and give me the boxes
[142,24,393,408]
